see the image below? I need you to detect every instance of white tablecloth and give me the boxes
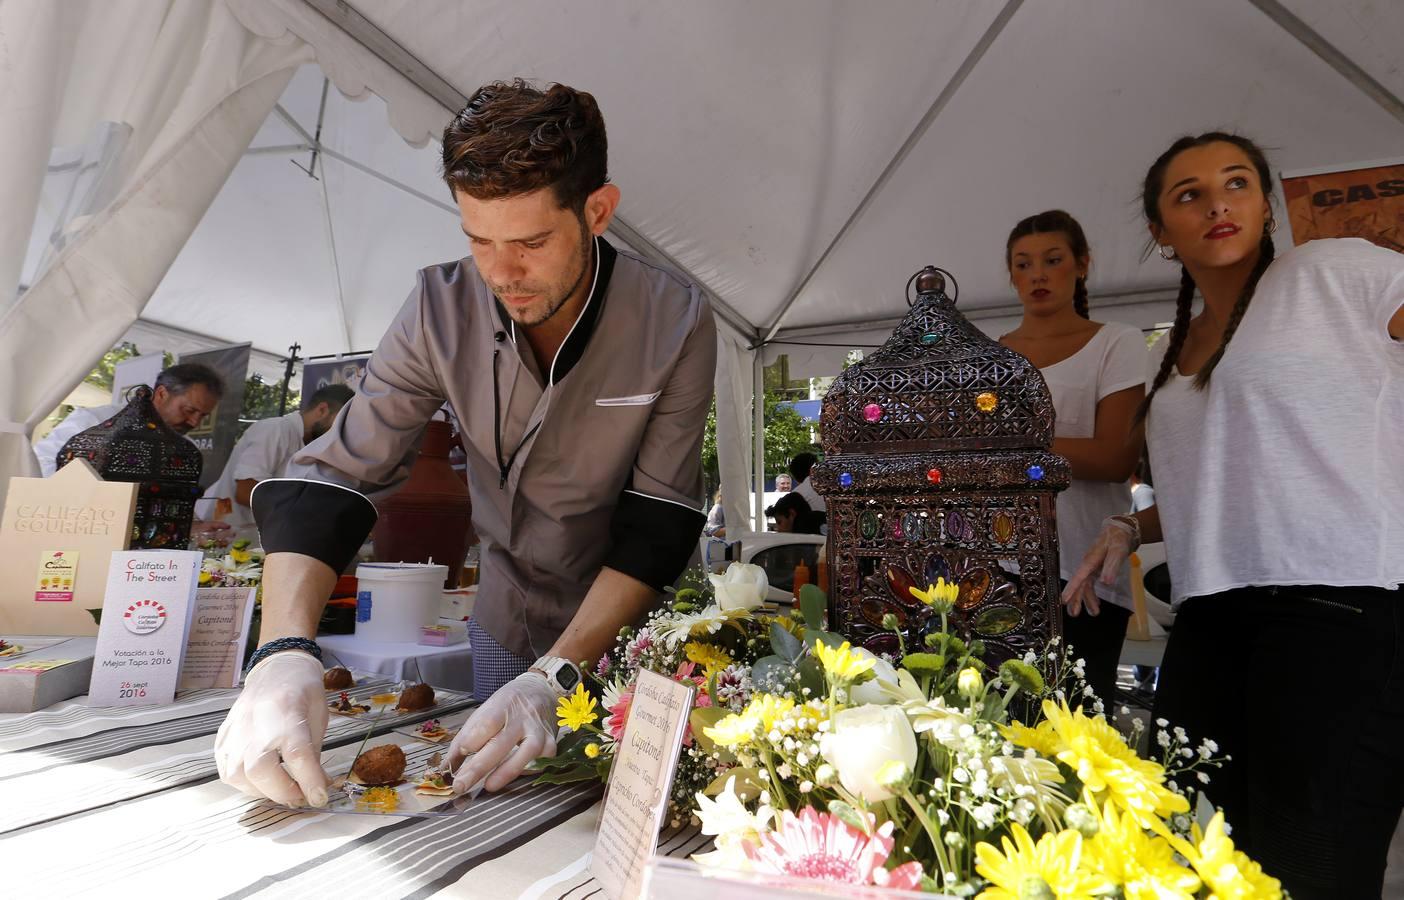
[319,632,474,693]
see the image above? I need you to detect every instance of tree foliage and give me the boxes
[700,392,819,496]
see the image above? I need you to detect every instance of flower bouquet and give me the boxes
[200,538,263,588]
[533,563,853,826]
[680,582,1280,898]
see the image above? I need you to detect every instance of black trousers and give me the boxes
[1058,582,1130,710]
[1152,586,1404,900]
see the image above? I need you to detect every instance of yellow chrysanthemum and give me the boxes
[556,682,599,731]
[198,571,212,585]
[230,548,252,565]
[814,641,876,681]
[1001,719,1060,758]
[1040,699,1189,824]
[1168,813,1282,900]
[909,578,959,607]
[974,823,1110,899]
[704,710,759,748]
[747,693,797,735]
[765,613,805,638]
[584,743,600,759]
[1082,797,1201,900]
[684,641,733,677]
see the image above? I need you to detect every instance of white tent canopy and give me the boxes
[3,0,1403,529]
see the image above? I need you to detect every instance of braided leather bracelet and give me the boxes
[244,636,323,674]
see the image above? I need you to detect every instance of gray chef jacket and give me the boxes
[251,238,715,659]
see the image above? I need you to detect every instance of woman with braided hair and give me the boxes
[1000,210,1147,709]
[1063,133,1404,898]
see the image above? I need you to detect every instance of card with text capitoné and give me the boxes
[178,586,257,690]
[590,668,695,900]
[0,460,137,636]
[88,550,201,706]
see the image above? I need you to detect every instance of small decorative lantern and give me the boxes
[56,385,204,549]
[812,266,1070,662]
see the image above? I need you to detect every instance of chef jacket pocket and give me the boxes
[595,391,661,407]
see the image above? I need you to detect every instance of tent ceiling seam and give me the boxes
[759,0,1025,344]
[1246,0,1404,127]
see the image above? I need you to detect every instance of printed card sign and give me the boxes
[88,550,201,706]
[35,550,79,601]
[178,587,257,690]
[590,668,696,900]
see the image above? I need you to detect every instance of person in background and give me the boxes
[999,209,1147,710]
[788,451,826,516]
[1064,132,1404,897]
[34,363,225,477]
[704,488,726,538]
[766,492,822,535]
[775,472,793,494]
[196,384,355,529]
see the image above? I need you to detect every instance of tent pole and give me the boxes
[752,349,765,533]
[1246,0,1404,127]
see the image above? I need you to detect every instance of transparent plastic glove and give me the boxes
[215,650,330,807]
[448,672,558,794]
[1060,516,1139,617]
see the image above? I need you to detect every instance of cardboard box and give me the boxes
[0,636,98,713]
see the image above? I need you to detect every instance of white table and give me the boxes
[319,631,473,692]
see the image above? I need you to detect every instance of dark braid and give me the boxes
[1135,266,1196,424]
[1191,233,1274,390]
[1072,277,1090,319]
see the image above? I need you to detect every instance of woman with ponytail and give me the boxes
[1000,210,1147,708]
[1064,133,1404,898]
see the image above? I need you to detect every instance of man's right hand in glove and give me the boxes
[215,650,330,807]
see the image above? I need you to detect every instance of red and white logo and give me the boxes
[122,598,167,635]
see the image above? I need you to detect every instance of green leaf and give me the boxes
[87,608,103,625]
[828,799,872,835]
[689,705,730,754]
[796,657,825,698]
[769,621,804,663]
[705,767,767,800]
[798,584,827,629]
[751,655,793,693]
[806,629,844,650]
[531,767,604,786]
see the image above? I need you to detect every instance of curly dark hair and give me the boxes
[441,79,609,214]
[1005,209,1093,318]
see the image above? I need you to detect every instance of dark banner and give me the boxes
[301,354,371,410]
[1282,161,1404,253]
[180,344,251,489]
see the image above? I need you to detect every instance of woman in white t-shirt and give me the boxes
[1064,132,1404,898]
[998,210,1147,708]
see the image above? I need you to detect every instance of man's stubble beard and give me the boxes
[495,227,593,329]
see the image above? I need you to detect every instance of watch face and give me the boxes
[554,663,581,693]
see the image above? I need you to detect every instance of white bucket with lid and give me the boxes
[354,562,448,643]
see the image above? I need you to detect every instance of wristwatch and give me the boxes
[530,655,583,697]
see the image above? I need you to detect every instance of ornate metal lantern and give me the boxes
[56,385,204,549]
[812,266,1070,662]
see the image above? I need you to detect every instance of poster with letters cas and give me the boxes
[88,550,201,707]
[590,668,695,900]
[1281,158,1404,254]
[0,460,136,636]
[179,343,251,489]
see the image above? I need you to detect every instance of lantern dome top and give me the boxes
[820,266,1056,456]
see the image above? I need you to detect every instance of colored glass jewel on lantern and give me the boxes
[1027,465,1045,481]
[902,512,923,541]
[859,511,879,540]
[926,467,943,485]
[862,403,883,423]
[920,332,941,345]
[975,391,998,413]
[992,512,1015,544]
[839,472,854,488]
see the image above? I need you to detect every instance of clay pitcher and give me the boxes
[372,419,473,587]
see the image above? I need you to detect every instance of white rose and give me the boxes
[820,704,918,803]
[709,562,769,611]
[847,648,901,705]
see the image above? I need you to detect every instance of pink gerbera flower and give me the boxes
[744,807,924,890]
[605,689,634,741]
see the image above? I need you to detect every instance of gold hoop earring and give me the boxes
[1158,245,1177,261]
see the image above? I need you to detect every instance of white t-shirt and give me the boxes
[33,404,120,477]
[197,411,305,527]
[794,476,827,513]
[1147,238,1404,605]
[1041,321,1148,610]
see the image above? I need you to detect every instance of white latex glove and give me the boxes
[448,671,558,794]
[215,650,330,807]
[1060,517,1138,618]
